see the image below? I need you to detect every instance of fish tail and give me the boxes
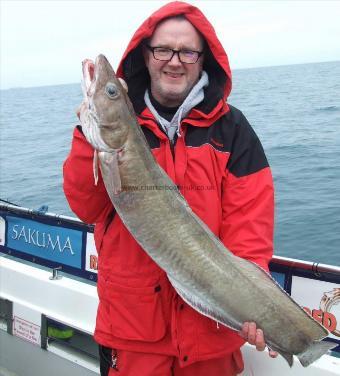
[297,340,336,367]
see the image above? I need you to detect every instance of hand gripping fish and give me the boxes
[79,55,335,367]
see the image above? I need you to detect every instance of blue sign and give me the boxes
[271,271,286,289]
[6,216,83,269]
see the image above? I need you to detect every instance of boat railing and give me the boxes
[1,201,339,356]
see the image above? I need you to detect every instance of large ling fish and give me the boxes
[78,54,335,367]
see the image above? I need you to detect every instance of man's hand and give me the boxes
[239,322,278,358]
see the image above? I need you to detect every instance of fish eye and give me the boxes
[105,83,119,99]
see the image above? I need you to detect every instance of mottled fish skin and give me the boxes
[79,54,335,367]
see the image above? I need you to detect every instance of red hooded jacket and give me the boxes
[63,1,274,368]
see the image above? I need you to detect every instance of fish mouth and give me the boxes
[82,55,116,98]
[82,59,96,97]
[84,59,95,81]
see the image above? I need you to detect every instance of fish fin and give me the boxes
[167,275,240,331]
[264,342,294,367]
[98,151,122,195]
[110,152,122,194]
[297,340,336,367]
[276,350,294,367]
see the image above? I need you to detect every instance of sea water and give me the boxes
[1,61,339,266]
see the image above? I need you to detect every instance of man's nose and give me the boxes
[168,51,182,66]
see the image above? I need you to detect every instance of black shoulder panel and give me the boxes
[226,105,269,177]
[185,116,233,153]
[185,105,269,177]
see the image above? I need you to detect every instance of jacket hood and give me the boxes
[116,1,232,117]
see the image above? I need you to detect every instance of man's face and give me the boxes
[144,18,204,107]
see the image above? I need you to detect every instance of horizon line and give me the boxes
[1,59,339,91]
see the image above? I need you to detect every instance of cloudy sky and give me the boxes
[1,0,340,89]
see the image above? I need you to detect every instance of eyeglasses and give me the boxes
[146,45,203,64]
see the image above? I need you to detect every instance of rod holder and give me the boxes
[49,266,62,280]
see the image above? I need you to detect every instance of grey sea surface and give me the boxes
[0,61,339,266]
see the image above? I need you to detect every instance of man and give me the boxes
[63,2,277,375]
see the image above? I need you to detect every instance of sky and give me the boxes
[1,0,340,89]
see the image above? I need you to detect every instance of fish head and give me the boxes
[82,54,132,150]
